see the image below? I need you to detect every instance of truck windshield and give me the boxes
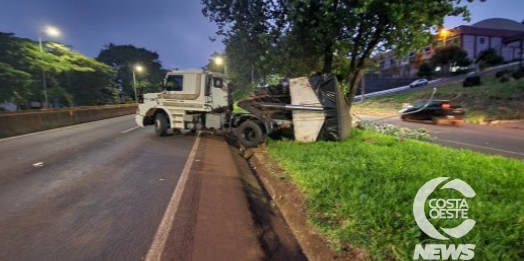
[165,75,183,91]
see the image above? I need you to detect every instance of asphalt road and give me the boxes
[358,115,524,160]
[0,115,306,261]
[0,115,199,261]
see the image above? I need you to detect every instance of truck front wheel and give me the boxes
[237,120,264,148]
[155,113,169,136]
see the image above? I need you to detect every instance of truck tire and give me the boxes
[237,120,264,148]
[155,113,169,136]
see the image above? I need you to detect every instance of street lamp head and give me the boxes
[135,65,143,72]
[214,56,224,66]
[439,29,450,37]
[44,26,61,37]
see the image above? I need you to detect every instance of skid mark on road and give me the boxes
[145,133,201,261]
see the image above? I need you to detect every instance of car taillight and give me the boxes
[442,103,451,109]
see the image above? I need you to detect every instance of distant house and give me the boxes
[376,18,524,77]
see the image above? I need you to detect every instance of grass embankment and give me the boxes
[352,75,524,123]
[267,129,524,260]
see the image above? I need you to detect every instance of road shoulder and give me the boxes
[164,134,307,260]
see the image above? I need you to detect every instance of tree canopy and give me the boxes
[202,0,484,104]
[96,44,166,101]
[430,45,471,75]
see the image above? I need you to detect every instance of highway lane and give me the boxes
[358,114,524,160]
[0,115,196,261]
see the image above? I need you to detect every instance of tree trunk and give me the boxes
[346,68,363,109]
[322,43,333,73]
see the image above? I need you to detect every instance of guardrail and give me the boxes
[0,104,137,139]
[354,79,441,101]
[354,86,410,100]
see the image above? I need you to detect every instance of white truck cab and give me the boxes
[135,69,231,135]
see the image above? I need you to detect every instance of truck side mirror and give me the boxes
[213,77,223,88]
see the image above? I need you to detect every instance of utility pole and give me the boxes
[519,34,524,71]
[360,70,366,102]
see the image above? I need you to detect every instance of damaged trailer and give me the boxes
[237,73,351,143]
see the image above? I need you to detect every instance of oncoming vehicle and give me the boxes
[409,79,429,88]
[400,100,465,125]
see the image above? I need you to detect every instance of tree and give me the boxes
[202,0,484,107]
[417,62,434,79]
[430,45,471,75]
[96,44,166,101]
[0,32,117,108]
[476,48,504,69]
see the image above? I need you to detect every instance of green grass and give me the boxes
[267,130,524,260]
[352,76,524,122]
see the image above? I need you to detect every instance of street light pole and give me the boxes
[38,26,60,109]
[519,34,524,71]
[132,65,143,103]
[38,35,48,109]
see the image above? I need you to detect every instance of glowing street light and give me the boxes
[214,56,227,75]
[38,26,61,109]
[440,29,450,46]
[132,65,143,102]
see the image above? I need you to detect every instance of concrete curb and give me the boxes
[248,149,362,261]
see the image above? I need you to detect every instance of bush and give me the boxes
[511,68,524,80]
[417,62,433,79]
[476,48,504,68]
[463,76,482,87]
[499,75,514,83]
[355,120,431,141]
[495,71,506,78]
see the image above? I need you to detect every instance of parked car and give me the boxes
[399,100,465,124]
[409,79,429,88]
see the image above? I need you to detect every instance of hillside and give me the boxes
[351,73,524,123]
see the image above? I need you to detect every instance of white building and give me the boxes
[376,18,524,77]
[448,18,524,62]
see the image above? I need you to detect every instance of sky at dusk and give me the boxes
[1,0,523,70]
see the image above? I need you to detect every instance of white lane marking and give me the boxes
[436,138,524,157]
[33,162,44,167]
[145,133,202,261]
[121,126,140,133]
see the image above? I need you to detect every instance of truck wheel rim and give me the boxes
[242,128,256,141]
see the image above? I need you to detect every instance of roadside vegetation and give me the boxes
[352,74,524,123]
[0,32,166,109]
[267,129,524,260]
